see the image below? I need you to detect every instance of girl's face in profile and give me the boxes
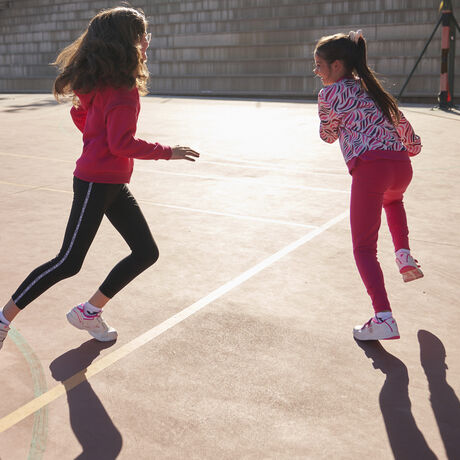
[140,32,151,61]
[314,54,333,86]
[313,53,346,86]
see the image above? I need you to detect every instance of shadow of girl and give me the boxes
[49,340,122,460]
[419,330,460,460]
[356,340,437,460]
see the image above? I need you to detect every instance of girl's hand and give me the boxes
[171,146,200,162]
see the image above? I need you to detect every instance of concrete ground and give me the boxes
[0,93,459,460]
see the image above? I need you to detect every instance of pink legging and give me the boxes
[350,159,413,313]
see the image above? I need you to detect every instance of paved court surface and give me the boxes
[0,93,459,460]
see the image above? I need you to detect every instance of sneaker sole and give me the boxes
[402,268,424,283]
[88,330,118,342]
[354,334,400,341]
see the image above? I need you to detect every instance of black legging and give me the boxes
[12,177,159,309]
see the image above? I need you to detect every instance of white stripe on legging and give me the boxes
[13,182,93,304]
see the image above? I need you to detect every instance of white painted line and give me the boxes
[0,180,318,229]
[199,160,345,177]
[0,150,345,175]
[135,168,350,194]
[198,151,345,173]
[137,199,318,229]
[0,209,348,433]
[0,151,347,183]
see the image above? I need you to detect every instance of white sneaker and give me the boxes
[395,249,424,283]
[353,316,400,341]
[66,304,117,342]
[0,322,9,350]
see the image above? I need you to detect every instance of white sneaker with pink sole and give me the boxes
[66,304,117,342]
[353,316,400,341]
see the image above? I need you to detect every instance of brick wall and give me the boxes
[0,0,457,100]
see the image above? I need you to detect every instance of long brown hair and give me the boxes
[53,6,149,100]
[314,33,400,125]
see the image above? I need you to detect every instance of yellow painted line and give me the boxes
[0,332,160,433]
[0,180,40,190]
[0,152,73,164]
[0,180,71,196]
[0,210,348,433]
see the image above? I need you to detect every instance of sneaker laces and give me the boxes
[400,253,420,267]
[361,318,375,329]
[94,315,109,331]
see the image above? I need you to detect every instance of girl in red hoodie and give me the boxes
[0,6,199,348]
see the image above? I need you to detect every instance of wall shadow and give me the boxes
[49,340,122,460]
[355,340,437,460]
[418,330,460,460]
[1,99,58,112]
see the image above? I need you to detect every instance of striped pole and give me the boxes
[438,0,455,109]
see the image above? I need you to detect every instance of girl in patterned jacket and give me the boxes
[314,30,423,341]
[0,7,200,350]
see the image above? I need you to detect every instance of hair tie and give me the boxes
[349,29,364,44]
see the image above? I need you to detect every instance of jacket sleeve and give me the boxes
[106,104,172,160]
[318,89,340,143]
[396,111,422,156]
[70,105,87,133]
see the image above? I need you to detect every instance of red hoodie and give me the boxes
[71,86,172,184]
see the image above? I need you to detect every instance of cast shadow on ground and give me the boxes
[49,339,122,460]
[356,339,435,460]
[357,332,460,460]
[1,99,58,112]
[418,330,460,460]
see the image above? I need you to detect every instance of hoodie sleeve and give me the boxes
[70,105,87,133]
[105,103,172,161]
[318,89,340,143]
[396,111,422,156]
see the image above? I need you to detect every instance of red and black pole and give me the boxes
[438,0,456,109]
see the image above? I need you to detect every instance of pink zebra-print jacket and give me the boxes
[318,78,421,165]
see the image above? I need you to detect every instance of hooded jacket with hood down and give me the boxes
[70,86,172,184]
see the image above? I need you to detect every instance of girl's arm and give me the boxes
[106,105,172,160]
[70,105,87,133]
[396,111,422,156]
[318,90,340,143]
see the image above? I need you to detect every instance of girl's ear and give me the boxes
[331,60,343,72]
